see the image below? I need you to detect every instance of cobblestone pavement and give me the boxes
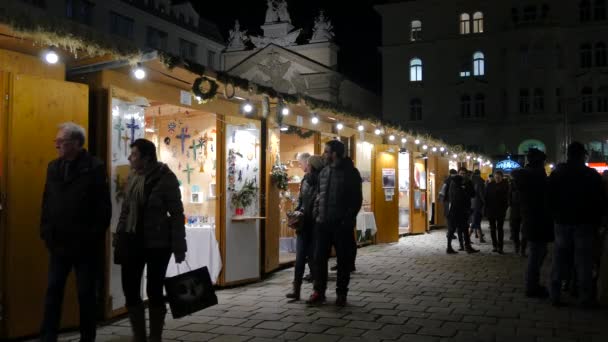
[62,228,608,342]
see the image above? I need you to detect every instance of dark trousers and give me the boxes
[470,210,483,231]
[447,214,472,249]
[294,230,314,283]
[40,252,99,342]
[313,222,356,296]
[550,224,595,304]
[121,248,172,308]
[510,218,527,253]
[489,216,505,250]
[526,241,548,292]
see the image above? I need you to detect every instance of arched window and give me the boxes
[533,88,544,113]
[460,95,471,118]
[597,88,608,112]
[410,58,423,82]
[411,20,422,41]
[582,87,594,113]
[475,93,485,117]
[595,0,606,20]
[410,99,422,121]
[473,12,484,33]
[581,0,592,21]
[581,43,593,68]
[519,89,530,114]
[473,52,485,76]
[596,42,607,66]
[460,13,470,34]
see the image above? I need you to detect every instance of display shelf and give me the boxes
[232,216,266,222]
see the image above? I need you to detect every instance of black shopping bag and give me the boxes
[164,263,218,319]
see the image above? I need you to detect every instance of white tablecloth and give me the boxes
[356,212,377,237]
[165,226,222,284]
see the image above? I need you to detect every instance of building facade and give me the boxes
[17,0,225,69]
[376,0,608,162]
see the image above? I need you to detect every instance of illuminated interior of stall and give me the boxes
[398,151,410,235]
[356,141,374,242]
[278,131,315,264]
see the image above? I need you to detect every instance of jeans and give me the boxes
[313,222,356,296]
[294,230,314,283]
[489,216,505,250]
[550,224,595,304]
[121,248,172,308]
[470,210,482,231]
[40,253,99,342]
[526,241,548,292]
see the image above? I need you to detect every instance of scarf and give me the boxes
[125,171,146,234]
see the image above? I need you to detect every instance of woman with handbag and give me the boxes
[286,154,324,300]
[113,139,187,342]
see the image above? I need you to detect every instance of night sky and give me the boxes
[194,0,383,93]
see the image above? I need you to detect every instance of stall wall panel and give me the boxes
[0,49,64,80]
[264,125,280,272]
[3,74,87,338]
[409,153,428,234]
[373,145,399,243]
[434,157,449,226]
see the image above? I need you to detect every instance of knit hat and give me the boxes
[308,155,325,171]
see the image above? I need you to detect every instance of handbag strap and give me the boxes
[175,260,192,275]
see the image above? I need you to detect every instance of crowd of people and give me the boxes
[440,142,607,308]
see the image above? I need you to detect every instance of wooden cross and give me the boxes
[126,117,140,144]
[189,140,199,161]
[121,133,130,157]
[176,127,191,154]
[113,117,125,150]
[183,163,195,184]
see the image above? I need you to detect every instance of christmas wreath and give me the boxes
[270,163,289,191]
[192,76,219,104]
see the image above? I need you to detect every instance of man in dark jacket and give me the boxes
[446,167,479,254]
[485,170,509,253]
[470,170,486,242]
[40,122,111,342]
[509,179,526,256]
[307,140,362,307]
[512,148,553,298]
[548,142,606,307]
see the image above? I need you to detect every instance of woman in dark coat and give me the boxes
[114,139,187,342]
[286,155,324,300]
[484,170,510,253]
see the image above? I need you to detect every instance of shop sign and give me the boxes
[588,162,608,173]
[495,159,521,172]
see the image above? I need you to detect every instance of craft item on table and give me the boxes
[126,117,141,144]
[176,127,191,154]
[121,134,130,157]
[183,164,194,184]
[199,160,205,173]
[164,137,171,145]
[113,117,125,150]
[255,140,260,159]
[211,144,214,153]
[168,121,177,133]
[192,185,200,192]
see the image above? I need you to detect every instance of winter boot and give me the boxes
[286,281,302,300]
[127,304,147,342]
[148,305,167,342]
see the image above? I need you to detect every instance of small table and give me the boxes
[356,211,377,242]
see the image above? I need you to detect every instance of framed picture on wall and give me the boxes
[191,192,204,204]
[208,183,217,199]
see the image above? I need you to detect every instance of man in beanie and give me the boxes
[548,142,605,307]
[512,148,553,298]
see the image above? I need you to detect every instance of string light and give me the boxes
[389,134,395,141]
[440,147,445,152]
[337,123,344,130]
[422,145,428,150]
[358,124,364,131]
[280,125,288,131]
[132,63,146,80]
[374,128,381,135]
[453,154,458,159]
[44,47,59,64]
[311,115,319,124]
[432,147,437,152]
[415,139,420,145]
[401,137,407,143]
[281,107,289,116]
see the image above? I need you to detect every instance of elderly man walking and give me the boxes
[40,122,111,342]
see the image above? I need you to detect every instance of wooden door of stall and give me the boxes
[409,153,429,234]
[0,73,88,338]
[373,145,399,243]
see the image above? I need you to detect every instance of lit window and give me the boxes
[460,71,471,77]
[582,87,594,113]
[473,12,484,33]
[460,13,470,34]
[410,58,423,82]
[596,42,607,66]
[410,99,422,121]
[473,52,485,76]
[411,20,422,41]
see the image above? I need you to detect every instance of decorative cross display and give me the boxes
[183,163,195,184]
[175,128,191,154]
[121,134,130,157]
[126,117,141,144]
[189,139,202,161]
[113,117,125,150]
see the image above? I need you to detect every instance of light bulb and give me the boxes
[549,163,554,168]
[282,107,289,115]
[358,125,364,131]
[337,123,344,130]
[44,50,59,64]
[280,126,288,131]
[422,145,428,150]
[466,155,471,160]
[243,103,253,113]
[432,147,437,152]
[453,154,458,158]
[311,116,319,124]
[440,147,445,152]
[401,138,407,143]
[389,135,395,141]
[374,129,381,135]
[415,139,420,145]
[133,64,146,80]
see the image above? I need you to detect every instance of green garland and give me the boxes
[285,126,315,139]
[192,76,218,104]
[270,164,289,191]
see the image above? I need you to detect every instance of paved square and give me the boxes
[59,228,608,341]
